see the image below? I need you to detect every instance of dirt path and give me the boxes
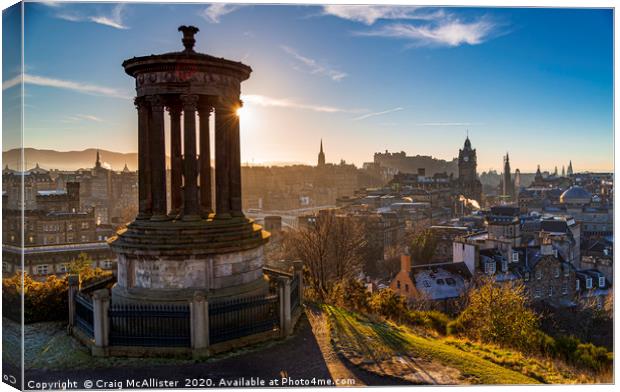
[306,305,412,387]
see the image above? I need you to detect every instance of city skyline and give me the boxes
[2,3,613,172]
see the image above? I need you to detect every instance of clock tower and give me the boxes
[458,136,482,201]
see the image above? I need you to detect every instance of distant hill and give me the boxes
[3,148,138,171]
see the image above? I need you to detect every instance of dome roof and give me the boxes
[560,186,592,204]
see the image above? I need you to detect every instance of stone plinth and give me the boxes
[109,218,270,304]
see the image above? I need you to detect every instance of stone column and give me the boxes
[146,95,168,221]
[67,274,79,330]
[214,100,231,219]
[167,102,183,216]
[135,97,152,220]
[293,260,304,305]
[278,276,292,337]
[91,289,110,357]
[181,94,200,220]
[190,291,209,358]
[229,99,243,217]
[198,103,213,217]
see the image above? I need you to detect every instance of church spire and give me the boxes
[567,160,573,176]
[317,139,326,167]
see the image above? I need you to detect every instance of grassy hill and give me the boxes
[324,305,594,385]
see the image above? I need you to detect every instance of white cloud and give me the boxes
[56,4,128,29]
[242,94,357,113]
[323,5,443,25]
[353,107,404,121]
[21,73,131,99]
[201,4,242,24]
[2,75,21,90]
[281,46,347,82]
[358,18,497,47]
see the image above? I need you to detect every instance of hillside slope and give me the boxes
[325,305,586,385]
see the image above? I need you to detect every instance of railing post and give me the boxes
[91,288,110,356]
[293,260,304,305]
[67,274,79,332]
[191,291,209,358]
[278,276,292,337]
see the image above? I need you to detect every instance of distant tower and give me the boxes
[95,149,102,169]
[514,168,521,191]
[457,136,482,201]
[567,161,573,176]
[502,153,513,199]
[317,139,326,167]
[562,165,566,177]
[553,166,558,176]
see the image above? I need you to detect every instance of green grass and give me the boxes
[325,305,541,385]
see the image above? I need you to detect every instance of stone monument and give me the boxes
[109,26,269,304]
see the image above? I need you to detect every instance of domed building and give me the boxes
[560,186,592,205]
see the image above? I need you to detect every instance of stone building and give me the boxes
[457,137,482,202]
[2,170,116,278]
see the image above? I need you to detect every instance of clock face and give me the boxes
[463,156,469,162]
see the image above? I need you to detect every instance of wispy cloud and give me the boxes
[353,107,404,121]
[5,73,131,99]
[57,4,129,29]
[322,5,443,25]
[2,75,21,90]
[281,46,347,82]
[242,94,357,113]
[63,114,104,123]
[201,4,243,23]
[417,122,481,126]
[358,18,497,47]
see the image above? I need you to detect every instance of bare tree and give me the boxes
[290,212,366,301]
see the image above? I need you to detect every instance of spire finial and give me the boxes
[178,25,199,52]
[320,139,323,153]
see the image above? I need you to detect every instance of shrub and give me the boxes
[2,260,111,324]
[369,288,408,322]
[571,343,612,372]
[449,278,539,352]
[408,310,450,335]
[328,278,369,312]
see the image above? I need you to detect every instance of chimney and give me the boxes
[400,254,411,272]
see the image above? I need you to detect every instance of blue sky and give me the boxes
[2,3,613,172]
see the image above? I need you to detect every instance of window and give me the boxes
[405,284,409,292]
[524,272,530,281]
[484,261,496,275]
[535,269,542,280]
[397,280,401,289]
[564,267,570,277]
[67,223,73,231]
[81,222,89,229]
[501,259,508,272]
[586,278,593,289]
[103,260,114,269]
[576,279,580,291]
[2,262,9,272]
[599,277,606,288]
[58,264,68,273]
[534,287,542,298]
[554,268,560,278]
[81,235,87,242]
[36,265,49,275]
[423,280,431,288]
[549,286,554,297]
[562,282,568,295]
[512,252,519,262]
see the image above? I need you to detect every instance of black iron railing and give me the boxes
[209,294,279,344]
[290,274,300,314]
[108,303,191,347]
[75,292,94,338]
